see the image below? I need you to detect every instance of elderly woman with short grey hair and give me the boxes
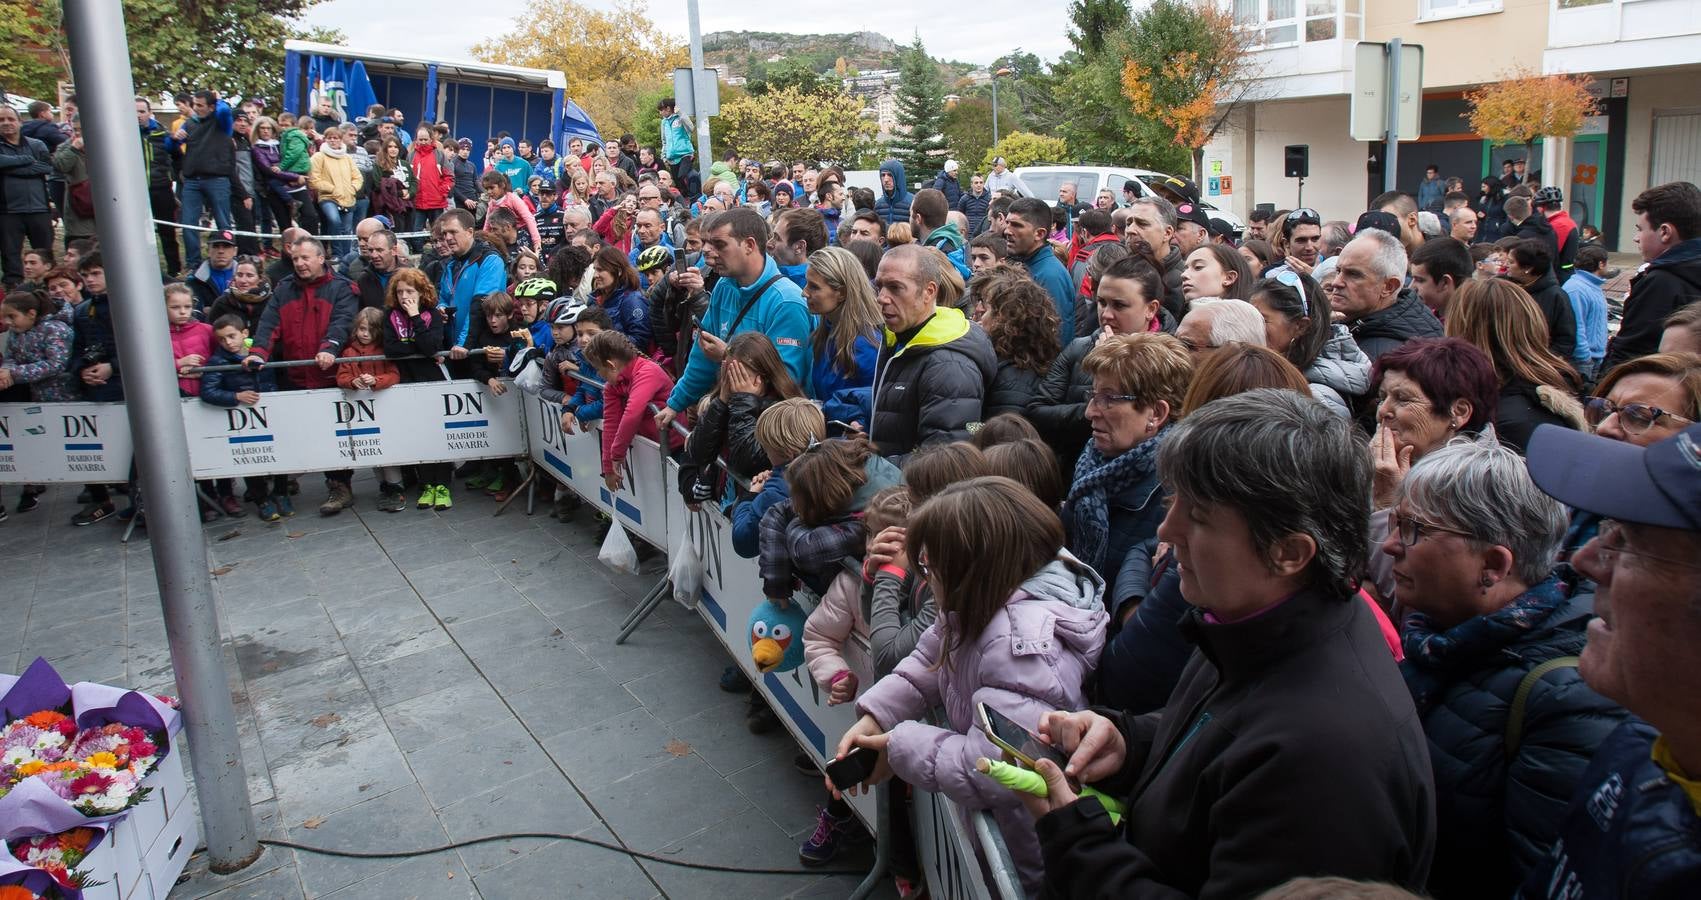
[1028,389,1436,897]
[1382,440,1628,898]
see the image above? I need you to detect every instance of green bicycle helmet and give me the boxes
[636,245,675,272]
[513,277,560,303]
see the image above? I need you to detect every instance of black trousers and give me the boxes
[0,212,54,286]
[149,183,182,275]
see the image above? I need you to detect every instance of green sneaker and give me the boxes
[417,485,437,509]
[433,485,452,511]
[465,471,493,490]
[483,473,506,495]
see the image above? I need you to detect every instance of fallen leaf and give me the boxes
[665,739,691,758]
[308,713,341,728]
[210,565,236,576]
[287,531,307,539]
[302,816,325,829]
[510,558,519,564]
[447,872,455,880]
[217,529,241,542]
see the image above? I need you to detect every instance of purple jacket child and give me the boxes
[856,550,1108,895]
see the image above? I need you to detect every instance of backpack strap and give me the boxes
[1504,655,1580,760]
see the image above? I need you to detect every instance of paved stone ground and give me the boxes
[1,472,889,899]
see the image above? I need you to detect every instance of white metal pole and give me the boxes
[61,0,261,874]
[1384,37,1402,195]
[688,0,710,189]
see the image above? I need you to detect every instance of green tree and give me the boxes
[629,83,675,156]
[747,59,837,97]
[715,84,873,166]
[888,35,947,184]
[981,131,1068,172]
[942,97,1019,180]
[1,0,343,101]
[1121,0,1260,182]
[1068,0,1132,56]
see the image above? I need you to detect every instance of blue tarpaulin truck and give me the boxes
[282,41,601,154]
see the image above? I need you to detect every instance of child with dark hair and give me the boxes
[201,315,291,520]
[582,328,673,494]
[757,436,902,601]
[337,307,405,511]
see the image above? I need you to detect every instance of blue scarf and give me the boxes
[1399,575,1570,714]
[1065,425,1168,574]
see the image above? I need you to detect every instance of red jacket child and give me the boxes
[335,338,401,391]
[170,320,214,396]
[599,354,673,478]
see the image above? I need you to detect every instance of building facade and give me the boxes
[1202,0,1701,251]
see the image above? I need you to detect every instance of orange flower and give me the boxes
[44,761,80,773]
[0,885,39,900]
[23,710,67,729]
[62,828,95,852]
[15,760,46,777]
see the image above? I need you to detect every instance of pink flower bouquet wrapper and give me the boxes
[0,825,105,900]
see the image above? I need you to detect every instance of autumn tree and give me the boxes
[1465,67,1597,164]
[889,35,948,183]
[1120,0,1260,183]
[474,0,686,141]
[715,85,873,166]
[982,132,1068,172]
[943,97,1019,179]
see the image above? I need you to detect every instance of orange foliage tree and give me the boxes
[1119,0,1260,183]
[1465,68,1598,164]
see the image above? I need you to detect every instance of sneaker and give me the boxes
[220,495,246,518]
[465,471,494,490]
[492,486,515,503]
[719,665,750,693]
[287,476,300,496]
[257,500,281,522]
[318,481,354,516]
[15,491,40,513]
[377,488,407,513]
[551,496,577,521]
[417,485,437,509]
[0,506,8,524]
[71,502,115,526]
[276,495,295,517]
[483,473,506,495]
[792,752,818,777]
[798,806,866,867]
[745,695,778,735]
[432,485,452,511]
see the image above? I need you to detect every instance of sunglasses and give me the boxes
[1284,208,1321,232]
[1585,397,1695,434]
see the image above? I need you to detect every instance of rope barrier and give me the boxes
[150,219,435,241]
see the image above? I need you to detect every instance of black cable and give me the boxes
[258,832,868,876]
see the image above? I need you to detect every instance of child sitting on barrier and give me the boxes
[0,290,78,401]
[677,332,804,509]
[583,328,673,494]
[730,398,823,559]
[381,268,453,511]
[528,300,607,522]
[201,315,292,521]
[463,292,528,499]
[836,476,1109,896]
[168,283,213,398]
[552,305,610,433]
[337,307,405,512]
[758,436,902,602]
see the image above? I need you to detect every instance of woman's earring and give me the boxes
[1479,575,1494,589]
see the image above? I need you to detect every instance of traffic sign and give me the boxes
[1350,41,1423,142]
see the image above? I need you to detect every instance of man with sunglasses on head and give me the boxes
[1518,421,1701,900]
[1272,207,1325,278]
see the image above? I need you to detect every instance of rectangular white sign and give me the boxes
[0,402,134,484]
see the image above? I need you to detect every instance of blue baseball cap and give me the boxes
[1525,423,1701,531]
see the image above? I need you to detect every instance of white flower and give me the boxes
[2,746,31,766]
[33,732,65,751]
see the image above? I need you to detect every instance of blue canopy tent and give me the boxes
[282,41,597,154]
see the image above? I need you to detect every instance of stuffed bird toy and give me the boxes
[748,599,807,673]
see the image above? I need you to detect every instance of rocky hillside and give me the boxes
[702,30,975,80]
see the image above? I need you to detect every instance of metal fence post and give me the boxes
[61,0,260,873]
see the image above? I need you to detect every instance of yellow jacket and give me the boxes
[308,150,360,208]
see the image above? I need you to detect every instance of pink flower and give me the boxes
[130,741,157,759]
[55,720,77,738]
[68,772,113,796]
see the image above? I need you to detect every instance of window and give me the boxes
[1238,0,1356,46]
[1421,0,1503,18]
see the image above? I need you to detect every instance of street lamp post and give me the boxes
[991,66,1013,147]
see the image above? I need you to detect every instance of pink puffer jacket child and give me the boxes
[170,319,214,396]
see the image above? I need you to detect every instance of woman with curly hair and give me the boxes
[977,265,1062,420]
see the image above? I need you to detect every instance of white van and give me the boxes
[1013,165,1245,232]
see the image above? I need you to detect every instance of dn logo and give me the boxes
[62,414,98,438]
[334,399,377,424]
[443,393,484,416]
[226,407,269,431]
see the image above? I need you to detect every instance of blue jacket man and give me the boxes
[1562,262,1608,375]
[873,158,913,226]
[433,212,508,349]
[1007,197,1077,345]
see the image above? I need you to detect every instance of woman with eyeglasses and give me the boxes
[1059,332,1192,610]
[1381,440,1630,898]
[1445,279,1586,453]
[1558,352,1701,556]
[1248,271,1370,417]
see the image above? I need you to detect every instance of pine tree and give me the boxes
[888,35,948,185]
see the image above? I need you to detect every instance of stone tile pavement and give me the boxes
[0,473,891,899]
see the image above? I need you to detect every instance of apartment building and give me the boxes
[1200,0,1701,251]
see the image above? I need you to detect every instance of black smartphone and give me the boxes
[824,746,880,791]
[674,252,688,275]
[977,702,1069,770]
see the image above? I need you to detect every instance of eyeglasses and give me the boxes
[1594,518,1701,571]
[1085,391,1141,409]
[1585,397,1694,435]
[1388,509,1474,547]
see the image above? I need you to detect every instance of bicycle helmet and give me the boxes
[1534,185,1564,207]
[549,299,590,327]
[513,277,560,304]
[636,245,675,272]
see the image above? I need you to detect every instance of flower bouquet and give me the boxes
[1,826,104,900]
[0,660,179,841]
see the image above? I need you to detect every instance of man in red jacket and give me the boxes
[409,127,455,240]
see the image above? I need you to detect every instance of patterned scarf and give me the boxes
[1399,575,1570,714]
[1065,425,1169,574]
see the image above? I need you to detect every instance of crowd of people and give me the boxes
[3,87,1701,899]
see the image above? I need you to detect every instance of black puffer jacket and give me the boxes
[1515,271,1578,362]
[868,307,996,461]
[1603,238,1701,369]
[1028,334,1095,469]
[984,358,1046,420]
[1495,378,1586,453]
[0,135,52,215]
[1159,246,1187,322]
[1348,288,1443,363]
[1402,586,1631,899]
[677,391,773,503]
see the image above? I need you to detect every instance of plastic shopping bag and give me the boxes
[598,522,639,575]
[668,530,702,609]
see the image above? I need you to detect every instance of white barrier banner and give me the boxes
[523,391,668,549]
[180,380,523,479]
[0,402,134,484]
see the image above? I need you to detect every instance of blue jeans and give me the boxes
[318,201,353,243]
[179,176,232,271]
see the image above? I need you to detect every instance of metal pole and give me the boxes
[61,0,260,875]
[992,77,1000,147]
[687,0,710,190]
[1383,37,1401,195]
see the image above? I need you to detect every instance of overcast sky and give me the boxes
[299,0,1073,68]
